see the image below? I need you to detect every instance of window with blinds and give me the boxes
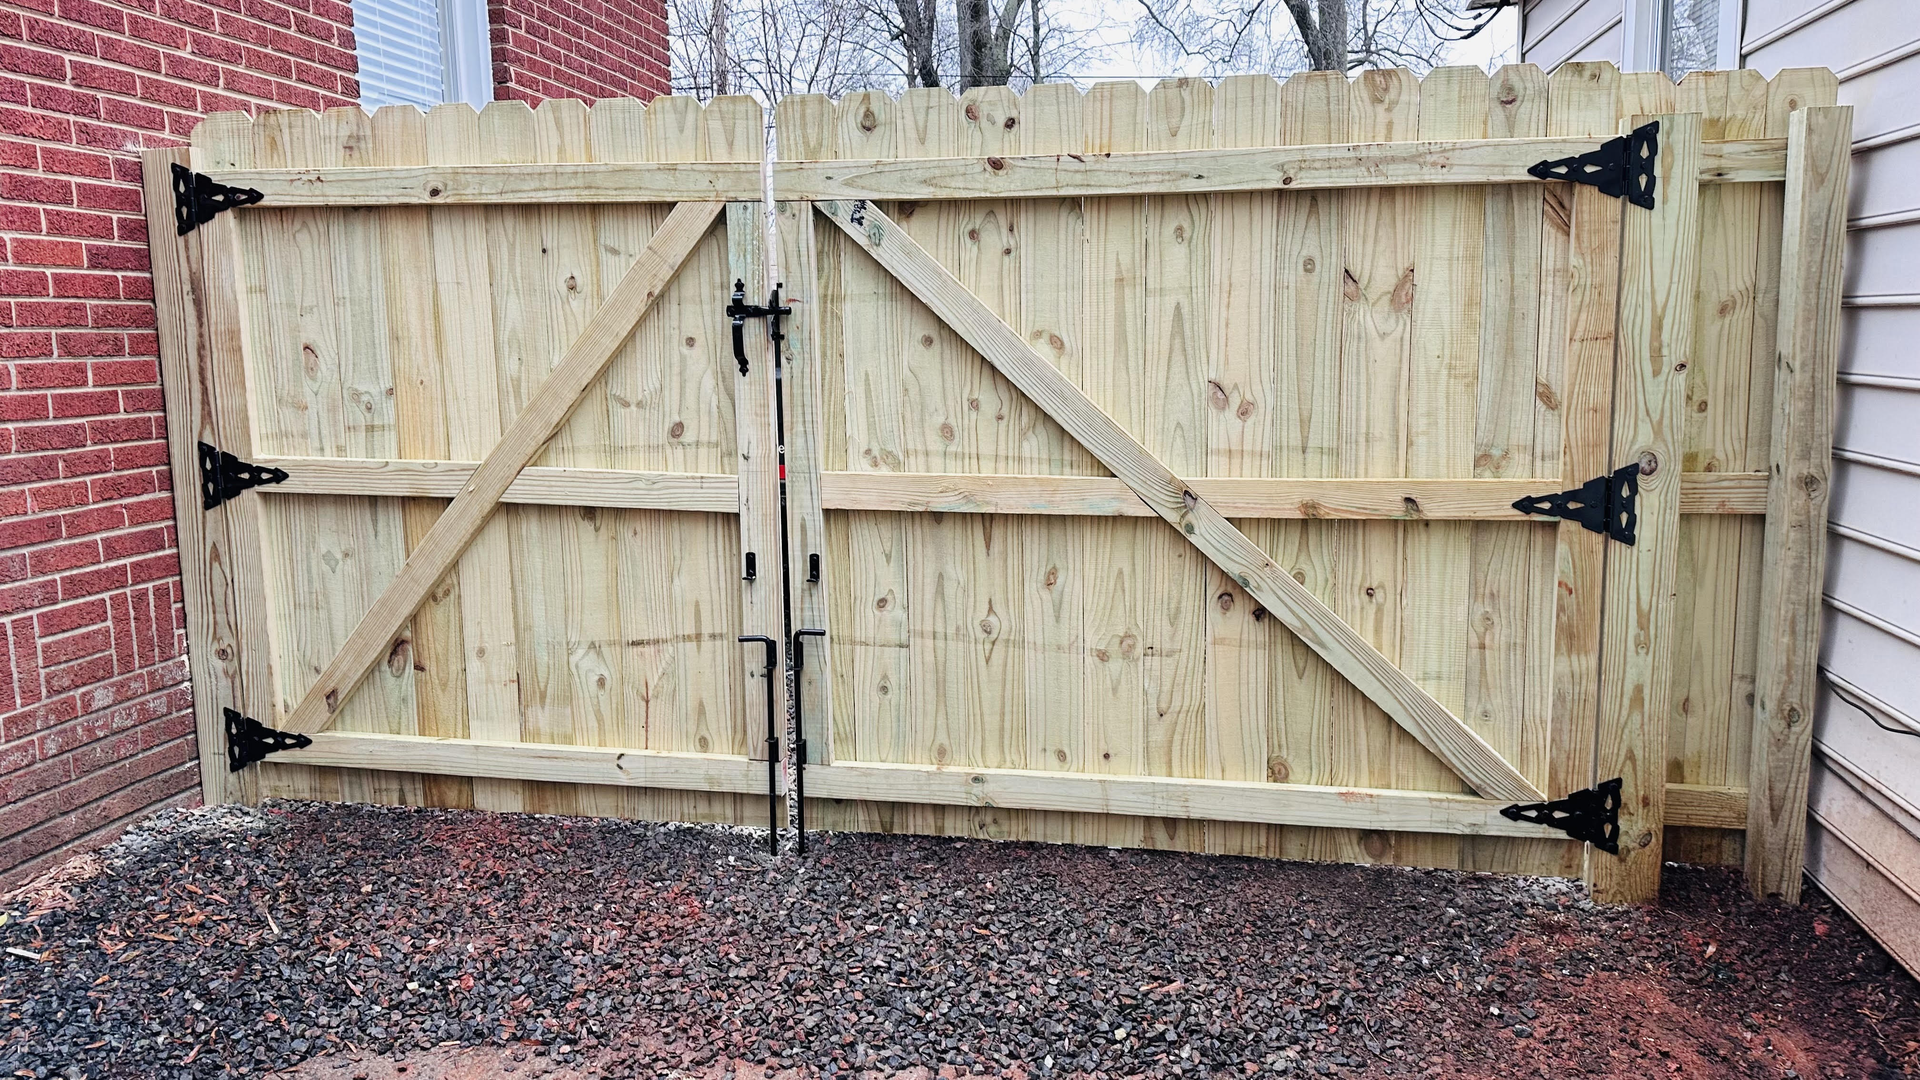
[356,0,447,108]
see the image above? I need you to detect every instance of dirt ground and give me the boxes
[2,801,1915,1079]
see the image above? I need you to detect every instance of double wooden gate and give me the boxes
[148,65,1849,903]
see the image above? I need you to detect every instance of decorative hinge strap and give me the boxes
[1527,120,1660,209]
[171,163,263,236]
[198,442,288,510]
[1501,778,1623,855]
[725,279,791,375]
[1511,463,1640,545]
[225,708,311,772]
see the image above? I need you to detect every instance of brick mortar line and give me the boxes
[0,0,361,58]
[0,782,197,890]
[0,756,200,848]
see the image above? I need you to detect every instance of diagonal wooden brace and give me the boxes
[816,197,1544,804]
[278,200,725,736]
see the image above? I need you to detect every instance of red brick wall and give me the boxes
[488,0,667,104]
[0,0,357,885]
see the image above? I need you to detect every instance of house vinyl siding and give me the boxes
[1522,0,1625,69]
[1756,0,1920,974]
[1518,0,1920,974]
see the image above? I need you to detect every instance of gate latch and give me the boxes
[1528,120,1660,209]
[1512,463,1640,545]
[1501,778,1623,855]
[225,708,311,772]
[199,442,288,510]
[726,279,791,376]
[171,163,263,235]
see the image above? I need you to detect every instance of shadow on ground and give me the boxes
[2,801,1914,1078]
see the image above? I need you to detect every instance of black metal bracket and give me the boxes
[225,708,311,772]
[172,163,263,236]
[726,279,791,376]
[791,628,827,856]
[807,553,820,584]
[1501,778,1623,855]
[198,442,288,510]
[743,552,757,581]
[1528,120,1660,209]
[738,635,781,854]
[1512,463,1640,545]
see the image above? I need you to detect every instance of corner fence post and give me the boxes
[1746,105,1852,903]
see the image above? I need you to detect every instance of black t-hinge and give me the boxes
[1501,778,1623,855]
[1512,463,1640,545]
[726,279,791,375]
[199,442,288,510]
[172,163,263,236]
[225,708,312,772]
[1528,120,1660,209]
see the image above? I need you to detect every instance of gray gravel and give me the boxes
[2,800,1914,1079]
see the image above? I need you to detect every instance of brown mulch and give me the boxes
[1,801,1914,1079]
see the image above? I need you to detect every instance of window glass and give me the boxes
[356,0,447,108]
[1662,0,1720,79]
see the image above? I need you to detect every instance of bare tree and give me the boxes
[1132,0,1499,76]
[671,0,1113,103]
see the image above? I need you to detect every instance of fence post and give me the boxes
[1746,105,1853,903]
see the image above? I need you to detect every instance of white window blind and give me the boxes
[356,0,447,108]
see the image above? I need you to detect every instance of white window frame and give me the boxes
[439,0,495,109]
[1623,0,1743,74]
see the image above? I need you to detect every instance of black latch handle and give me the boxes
[725,279,792,375]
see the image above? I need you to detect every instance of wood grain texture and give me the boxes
[1590,111,1702,904]
[805,760,1562,837]
[278,199,721,736]
[773,137,1786,200]
[816,196,1543,803]
[280,731,776,793]
[1747,105,1852,902]
[210,160,763,203]
[142,145,256,806]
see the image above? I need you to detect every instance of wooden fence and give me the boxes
[146,63,1850,904]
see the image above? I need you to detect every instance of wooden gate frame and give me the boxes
[144,89,1851,906]
[146,105,791,813]
[772,103,1851,903]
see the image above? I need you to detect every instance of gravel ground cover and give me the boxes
[1,801,1915,1080]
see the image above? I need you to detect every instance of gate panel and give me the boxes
[150,94,783,828]
[776,70,1657,874]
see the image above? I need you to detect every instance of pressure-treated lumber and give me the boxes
[804,759,1553,836]
[1667,783,1750,829]
[256,456,740,510]
[143,146,257,807]
[816,196,1543,804]
[208,161,764,204]
[1590,113,1702,904]
[257,457,1767,518]
[1748,106,1853,903]
[775,137,1786,200]
[279,730,778,794]
[278,199,723,736]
